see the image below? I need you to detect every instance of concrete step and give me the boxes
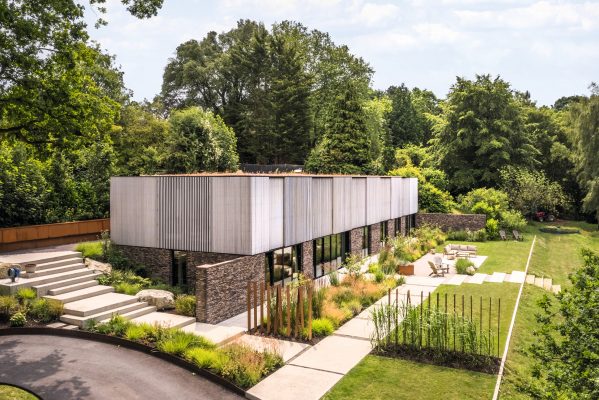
[509,271,526,284]
[543,278,553,291]
[48,280,98,296]
[8,251,82,266]
[61,302,152,327]
[32,257,84,271]
[22,268,95,287]
[129,312,196,329]
[64,292,138,317]
[487,272,506,283]
[34,272,101,296]
[534,277,544,288]
[25,263,84,278]
[552,284,561,294]
[45,285,114,304]
[526,274,535,284]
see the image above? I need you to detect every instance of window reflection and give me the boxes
[265,244,302,286]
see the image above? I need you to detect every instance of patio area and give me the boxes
[412,251,487,276]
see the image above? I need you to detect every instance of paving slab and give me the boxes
[552,285,561,294]
[232,334,310,363]
[487,272,506,283]
[46,322,67,329]
[129,312,195,329]
[543,278,553,290]
[404,275,447,287]
[445,274,468,285]
[182,322,245,346]
[290,334,372,375]
[468,273,488,284]
[247,364,342,400]
[534,277,545,288]
[217,310,249,330]
[334,316,375,340]
[509,270,526,284]
[526,274,536,284]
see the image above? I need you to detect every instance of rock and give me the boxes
[84,258,112,274]
[466,266,476,276]
[136,289,175,310]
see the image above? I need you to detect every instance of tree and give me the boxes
[163,107,239,173]
[389,165,454,213]
[500,167,568,217]
[387,85,420,146]
[570,84,599,225]
[0,0,161,149]
[458,188,510,221]
[431,75,538,193]
[305,84,372,174]
[528,248,599,399]
[363,95,393,173]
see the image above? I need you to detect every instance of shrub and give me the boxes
[311,318,335,337]
[343,299,363,316]
[500,210,527,231]
[328,271,340,286]
[374,269,385,283]
[218,344,283,388]
[311,289,326,319]
[184,347,222,369]
[157,329,215,356]
[471,229,488,242]
[447,230,469,241]
[95,314,132,336]
[0,295,19,319]
[75,241,103,259]
[9,311,27,327]
[16,287,36,304]
[322,302,348,327]
[459,188,510,220]
[395,275,406,286]
[28,298,63,322]
[98,270,151,288]
[115,282,143,295]
[456,259,476,275]
[175,295,196,317]
[124,323,156,342]
[331,287,358,305]
[485,218,500,239]
[367,262,380,274]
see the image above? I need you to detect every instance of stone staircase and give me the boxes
[526,274,561,294]
[0,251,196,329]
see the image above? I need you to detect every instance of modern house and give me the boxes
[110,174,418,323]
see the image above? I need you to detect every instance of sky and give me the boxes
[84,0,599,106]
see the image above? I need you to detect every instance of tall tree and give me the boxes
[387,84,421,147]
[305,84,372,174]
[571,84,599,225]
[431,75,538,193]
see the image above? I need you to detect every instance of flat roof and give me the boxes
[115,172,406,178]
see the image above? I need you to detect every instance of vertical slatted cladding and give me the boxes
[250,177,271,254]
[332,177,352,233]
[157,176,210,252]
[366,177,382,225]
[390,177,403,219]
[409,177,419,214]
[284,177,312,247]
[210,177,252,254]
[350,177,367,228]
[312,178,333,238]
[268,178,284,250]
[380,177,391,221]
[110,177,158,248]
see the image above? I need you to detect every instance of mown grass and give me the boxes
[0,385,39,400]
[323,355,496,400]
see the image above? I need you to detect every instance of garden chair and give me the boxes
[499,230,507,240]
[428,261,445,277]
[513,230,523,241]
[433,256,450,273]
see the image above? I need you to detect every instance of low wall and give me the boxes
[195,254,265,324]
[416,213,486,232]
[0,219,110,252]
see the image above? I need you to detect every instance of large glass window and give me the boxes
[313,232,348,278]
[380,221,388,244]
[171,251,188,287]
[265,244,302,286]
[362,226,370,256]
[394,218,401,236]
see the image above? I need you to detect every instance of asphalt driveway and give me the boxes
[0,334,242,400]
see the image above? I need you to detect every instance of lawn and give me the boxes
[322,355,497,400]
[0,385,38,400]
[326,282,520,400]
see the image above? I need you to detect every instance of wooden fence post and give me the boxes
[260,282,265,334]
[308,285,313,341]
[247,282,251,333]
[497,298,501,357]
[276,286,283,334]
[266,285,271,334]
[299,286,304,331]
[253,281,258,331]
[286,286,291,337]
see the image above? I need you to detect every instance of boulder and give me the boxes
[136,289,175,310]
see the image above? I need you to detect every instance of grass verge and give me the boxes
[0,385,38,400]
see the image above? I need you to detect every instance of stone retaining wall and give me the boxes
[416,213,486,232]
[195,254,265,324]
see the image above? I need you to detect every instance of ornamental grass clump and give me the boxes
[310,318,335,337]
[157,329,215,356]
[456,259,476,275]
[175,295,196,317]
[124,323,156,342]
[28,298,63,322]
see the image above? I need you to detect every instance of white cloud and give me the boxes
[356,2,400,26]
[413,23,463,43]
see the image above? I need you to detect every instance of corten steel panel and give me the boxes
[409,178,419,214]
[350,178,367,228]
[332,177,353,233]
[158,176,210,252]
[380,177,391,221]
[250,177,271,254]
[366,177,382,225]
[268,178,284,250]
[284,177,313,247]
[312,178,333,238]
[110,177,158,248]
[210,176,252,254]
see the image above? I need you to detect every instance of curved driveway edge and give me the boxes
[0,334,243,400]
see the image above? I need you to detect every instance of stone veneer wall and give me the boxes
[350,227,364,256]
[386,219,395,240]
[301,240,314,279]
[416,213,486,232]
[195,254,265,324]
[113,245,172,283]
[186,252,238,293]
[368,223,381,255]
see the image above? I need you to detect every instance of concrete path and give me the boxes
[0,334,241,400]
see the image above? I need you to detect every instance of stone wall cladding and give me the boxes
[416,213,486,232]
[350,228,363,257]
[195,254,265,324]
[186,252,238,293]
[401,216,408,236]
[113,245,172,283]
[301,240,314,279]
[386,219,395,240]
[369,223,381,255]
